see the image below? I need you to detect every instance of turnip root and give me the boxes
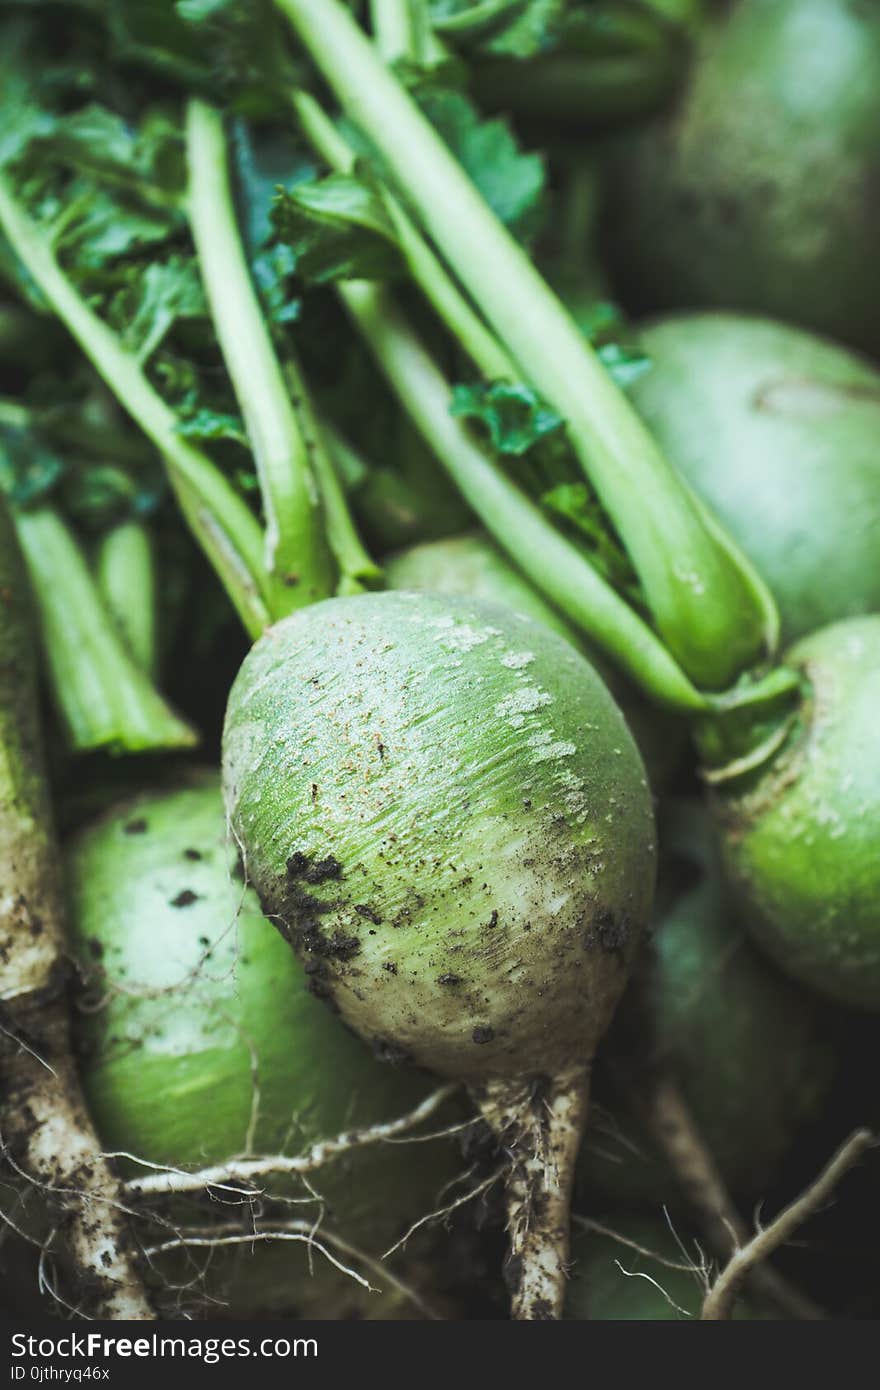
[223,590,657,1317]
[0,497,152,1319]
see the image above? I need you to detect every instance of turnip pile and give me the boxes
[0,0,878,1327]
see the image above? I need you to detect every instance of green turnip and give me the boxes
[580,801,835,1202]
[712,617,880,1011]
[222,589,657,1317]
[385,532,687,791]
[68,775,463,1318]
[627,314,880,642]
[601,0,880,355]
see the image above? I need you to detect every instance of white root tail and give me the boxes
[702,1128,875,1321]
[475,1065,590,1320]
[1,994,154,1319]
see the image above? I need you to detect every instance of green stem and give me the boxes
[276,0,777,691]
[371,0,419,61]
[0,175,272,640]
[281,356,384,594]
[95,519,158,676]
[338,280,706,712]
[476,52,679,125]
[292,90,516,382]
[15,508,197,754]
[185,100,333,607]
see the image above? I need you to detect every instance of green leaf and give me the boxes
[176,407,249,449]
[541,480,641,601]
[271,170,405,284]
[230,119,318,254]
[430,0,567,57]
[597,340,651,389]
[108,256,207,363]
[251,243,302,324]
[0,422,65,506]
[450,380,562,456]
[430,0,535,42]
[413,88,546,240]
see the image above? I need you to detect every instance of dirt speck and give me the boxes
[170,890,198,909]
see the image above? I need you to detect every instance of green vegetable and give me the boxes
[602,0,880,355]
[68,775,462,1318]
[222,588,656,1316]
[223,590,654,1078]
[14,507,196,754]
[385,531,686,790]
[276,0,776,694]
[628,314,880,643]
[714,618,880,1011]
[580,801,835,1201]
[95,519,158,676]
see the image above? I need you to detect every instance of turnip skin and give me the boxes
[385,533,688,792]
[628,314,880,643]
[602,0,880,355]
[714,618,880,1011]
[580,802,835,1202]
[222,591,656,1085]
[67,776,461,1316]
[385,533,584,647]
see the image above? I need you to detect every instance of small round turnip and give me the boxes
[580,801,835,1203]
[627,314,880,642]
[602,0,880,356]
[68,776,462,1318]
[713,617,880,1011]
[222,590,657,1317]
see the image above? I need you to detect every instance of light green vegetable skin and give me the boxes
[629,313,880,643]
[714,618,880,1011]
[603,0,880,356]
[385,532,686,791]
[222,591,656,1085]
[580,801,834,1202]
[68,776,461,1318]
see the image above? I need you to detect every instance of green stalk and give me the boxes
[474,49,684,125]
[95,519,158,676]
[185,100,333,608]
[371,0,420,61]
[292,90,516,382]
[281,356,384,595]
[338,280,706,712]
[275,0,777,691]
[15,508,197,754]
[0,176,273,639]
